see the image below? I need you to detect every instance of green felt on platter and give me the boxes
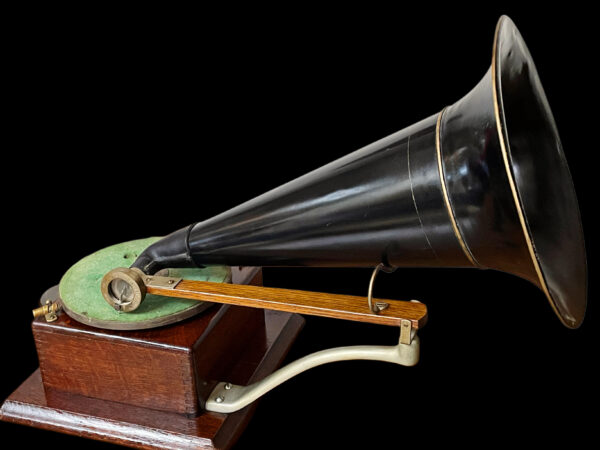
[59,237,231,327]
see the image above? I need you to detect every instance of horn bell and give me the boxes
[130,16,587,329]
[436,16,586,328]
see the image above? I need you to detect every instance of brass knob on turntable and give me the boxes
[101,267,147,312]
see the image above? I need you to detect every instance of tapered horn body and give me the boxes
[132,16,586,328]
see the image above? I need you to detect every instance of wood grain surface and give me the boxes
[32,304,265,415]
[1,311,305,449]
[148,280,428,328]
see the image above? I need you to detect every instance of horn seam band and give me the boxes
[407,134,438,260]
[435,108,480,267]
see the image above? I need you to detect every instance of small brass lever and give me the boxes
[32,300,61,322]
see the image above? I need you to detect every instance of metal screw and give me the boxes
[375,302,389,312]
[215,395,224,403]
[146,277,151,283]
[225,383,232,390]
[168,279,175,284]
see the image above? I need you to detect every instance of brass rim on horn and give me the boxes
[435,108,479,268]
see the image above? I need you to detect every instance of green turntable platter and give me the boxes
[59,237,231,330]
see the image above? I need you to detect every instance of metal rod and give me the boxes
[367,263,389,313]
[205,330,419,414]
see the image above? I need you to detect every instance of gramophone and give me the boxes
[0,15,586,448]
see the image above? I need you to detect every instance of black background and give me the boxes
[2,6,596,449]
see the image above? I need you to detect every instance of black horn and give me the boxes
[130,16,586,329]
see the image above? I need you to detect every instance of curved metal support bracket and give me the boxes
[205,326,419,414]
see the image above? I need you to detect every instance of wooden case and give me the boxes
[1,269,304,449]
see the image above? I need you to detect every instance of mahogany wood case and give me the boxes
[1,271,305,449]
